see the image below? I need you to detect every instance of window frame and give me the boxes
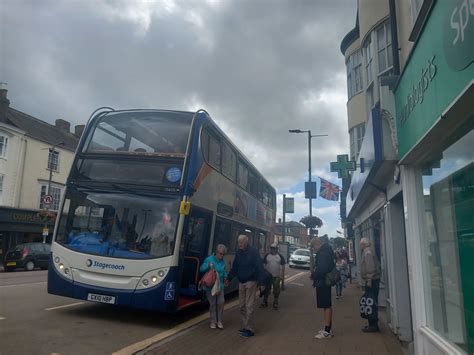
[48,148,60,172]
[0,174,4,205]
[0,135,8,159]
[346,49,364,99]
[39,184,63,211]
[376,21,393,75]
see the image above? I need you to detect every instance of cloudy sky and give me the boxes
[1,0,357,238]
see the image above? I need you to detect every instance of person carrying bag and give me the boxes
[200,244,228,329]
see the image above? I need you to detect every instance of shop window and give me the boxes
[419,129,473,353]
[0,135,8,158]
[48,149,60,172]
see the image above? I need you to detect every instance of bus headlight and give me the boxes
[53,254,73,281]
[136,267,170,290]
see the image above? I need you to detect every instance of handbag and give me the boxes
[201,268,217,288]
[211,273,221,296]
[325,267,341,286]
[359,290,378,320]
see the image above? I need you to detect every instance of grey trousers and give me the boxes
[206,290,225,323]
[238,281,257,330]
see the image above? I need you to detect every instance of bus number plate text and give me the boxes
[87,293,116,304]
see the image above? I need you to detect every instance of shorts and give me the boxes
[316,285,332,308]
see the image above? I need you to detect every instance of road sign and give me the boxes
[284,197,294,213]
[41,195,54,206]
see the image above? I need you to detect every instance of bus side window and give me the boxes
[213,220,232,253]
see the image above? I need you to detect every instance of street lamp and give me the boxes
[289,129,328,217]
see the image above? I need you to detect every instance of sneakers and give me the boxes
[210,322,217,329]
[314,330,333,339]
[217,322,224,329]
[239,329,255,338]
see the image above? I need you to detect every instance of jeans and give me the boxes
[263,277,281,302]
[206,290,225,324]
[335,281,343,297]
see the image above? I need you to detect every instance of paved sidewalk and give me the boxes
[144,272,405,355]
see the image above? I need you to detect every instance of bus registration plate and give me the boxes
[87,293,116,304]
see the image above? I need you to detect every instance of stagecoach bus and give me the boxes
[47,108,276,311]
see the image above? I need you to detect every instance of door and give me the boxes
[179,208,213,298]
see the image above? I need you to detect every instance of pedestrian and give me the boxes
[261,243,286,309]
[311,235,335,339]
[225,234,264,338]
[359,237,381,332]
[335,250,348,299]
[200,244,228,329]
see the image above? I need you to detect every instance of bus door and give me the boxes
[179,208,213,301]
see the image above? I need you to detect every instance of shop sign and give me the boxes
[12,213,41,223]
[399,56,437,127]
[394,0,474,159]
[444,0,474,71]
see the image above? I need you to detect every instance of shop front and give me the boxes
[395,1,474,353]
[0,207,56,262]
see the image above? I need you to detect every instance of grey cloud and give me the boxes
[1,0,356,190]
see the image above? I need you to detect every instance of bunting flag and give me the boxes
[319,177,341,201]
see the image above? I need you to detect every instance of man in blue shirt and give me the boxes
[225,234,263,338]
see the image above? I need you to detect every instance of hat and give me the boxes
[270,243,277,248]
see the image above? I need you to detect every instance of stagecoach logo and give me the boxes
[86,258,125,270]
[166,167,182,183]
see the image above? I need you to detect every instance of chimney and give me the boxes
[0,83,10,118]
[55,119,71,132]
[74,124,85,138]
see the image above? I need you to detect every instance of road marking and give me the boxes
[289,282,305,287]
[45,302,85,311]
[0,281,47,288]
[0,317,6,320]
[113,271,308,355]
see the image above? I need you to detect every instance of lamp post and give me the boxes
[288,129,327,217]
[42,142,64,243]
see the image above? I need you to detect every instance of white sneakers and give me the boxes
[314,329,333,339]
[210,322,224,329]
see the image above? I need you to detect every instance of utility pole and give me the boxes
[282,194,286,243]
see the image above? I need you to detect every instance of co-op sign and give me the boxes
[86,259,125,270]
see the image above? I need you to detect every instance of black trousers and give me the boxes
[365,279,380,327]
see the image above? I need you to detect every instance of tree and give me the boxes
[299,215,323,229]
[331,237,347,250]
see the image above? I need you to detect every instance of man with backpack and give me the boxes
[261,243,286,309]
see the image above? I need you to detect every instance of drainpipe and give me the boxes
[389,0,401,76]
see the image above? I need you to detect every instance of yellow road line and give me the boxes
[113,271,308,355]
[45,302,85,311]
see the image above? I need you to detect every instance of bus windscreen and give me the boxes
[56,188,180,259]
[84,111,193,156]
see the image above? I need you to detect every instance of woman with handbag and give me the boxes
[200,244,228,329]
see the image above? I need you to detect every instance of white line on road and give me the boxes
[45,302,85,311]
[289,282,305,287]
[113,271,308,355]
[0,317,6,320]
[0,281,47,288]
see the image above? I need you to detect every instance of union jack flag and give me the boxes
[319,178,341,201]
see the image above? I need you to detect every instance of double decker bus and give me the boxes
[48,108,276,311]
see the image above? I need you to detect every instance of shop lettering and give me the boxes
[450,0,474,46]
[399,56,437,126]
[12,214,40,223]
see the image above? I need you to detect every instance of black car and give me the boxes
[3,243,51,272]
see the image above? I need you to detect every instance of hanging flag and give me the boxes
[319,177,341,201]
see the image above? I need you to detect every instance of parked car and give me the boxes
[288,248,311,269]
[3,243,51,272]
